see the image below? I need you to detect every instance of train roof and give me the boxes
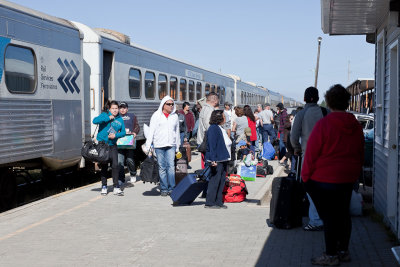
[78,23,267,90]
[90,26,236,82]
[0,0,78,30]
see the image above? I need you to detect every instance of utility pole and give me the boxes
[314,37,322,88]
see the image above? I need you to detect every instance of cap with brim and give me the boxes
[119,101,128,108]
[244,127,252,136]
[238,140,247,147]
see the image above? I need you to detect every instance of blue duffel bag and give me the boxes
[262,142,275,160]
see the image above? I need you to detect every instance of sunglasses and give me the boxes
[165,103,174,106]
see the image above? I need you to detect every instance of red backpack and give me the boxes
[223,174,248,203]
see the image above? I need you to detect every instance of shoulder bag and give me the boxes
[197,130,207,154]
[81,124,110,164]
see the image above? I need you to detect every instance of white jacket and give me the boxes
[145,96,180,152]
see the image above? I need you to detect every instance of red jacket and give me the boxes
[179,110,195,132]
[301,112,364,184]
[247,117,257,142]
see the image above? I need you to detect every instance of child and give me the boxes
[237,140,249,160]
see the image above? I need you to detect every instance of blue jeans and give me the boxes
[279,134,286,160]
[262,124,276,144]
[307,193,323,227]
[255,126,262,151]
[155,146,176,193]
[192,119,199,137]
[290,155,297,173]
[180,132,186,145]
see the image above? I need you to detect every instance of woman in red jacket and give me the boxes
[244,105,257,146]
[302,84,364,266]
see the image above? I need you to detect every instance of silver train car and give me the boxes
[0,0,299,208]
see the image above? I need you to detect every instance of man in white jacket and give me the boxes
[145,96,180,196]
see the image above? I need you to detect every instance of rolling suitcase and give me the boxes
[268,155,304,229]
[175,158,188,185]
[171,167,209,205]
[182,141,191,162]
[269,177,303,229]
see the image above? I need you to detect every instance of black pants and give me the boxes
[118,149,136,182]
[100,145,119,188]
[305,180,353,255]
[205,162,227,206]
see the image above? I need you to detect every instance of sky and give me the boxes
[9,0,375,103]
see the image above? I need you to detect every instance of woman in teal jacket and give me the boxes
[93,100,126,196]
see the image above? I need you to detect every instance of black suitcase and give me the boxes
[269,176,303,229]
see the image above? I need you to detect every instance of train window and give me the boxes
[196,82,202,100]
[231,90,234,103]
[5,45,36,94]
[145,72,155,99]
[128,68,141,98]
[216,86,220,102]
[220,86,225,104]
[180,78,187,101]
[189,80,195,101]
[158,74,167,100]
[205,83,210,95]
[211,85,215,93]
[170,76,177,100]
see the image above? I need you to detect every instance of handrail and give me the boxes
[91,88,95,110]
[101,87,104,110]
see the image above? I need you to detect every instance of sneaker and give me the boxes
[130,175,136,183]
[118,180,125,189]
[101,186,107,195]
[160,191,168,197]
[311,253,339,266]
[304,224,324,231]
[338,250,351,262]
[113,187,124,196]
[219,204,228,209]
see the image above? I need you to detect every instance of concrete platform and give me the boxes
[0,154,396,266]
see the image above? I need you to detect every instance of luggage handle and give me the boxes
[196,165,210,180]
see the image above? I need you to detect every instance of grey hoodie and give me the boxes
[290,103,329,153]
[197,101,216,145]
[145,96,180,152]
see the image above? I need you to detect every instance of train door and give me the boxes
[102,50,114,105]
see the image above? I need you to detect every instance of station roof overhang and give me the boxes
[321,0,389,37]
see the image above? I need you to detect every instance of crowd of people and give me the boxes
[93,84,364,266]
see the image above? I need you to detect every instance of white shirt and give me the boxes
[259,109,273,124]
[219,125,232,161]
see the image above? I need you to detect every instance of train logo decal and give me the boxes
[57,58,80,94]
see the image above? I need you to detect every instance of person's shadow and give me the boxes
[142,185,160,196]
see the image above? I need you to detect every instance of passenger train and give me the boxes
[0,1,301,208]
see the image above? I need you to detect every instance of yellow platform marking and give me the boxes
[0,195,101,242]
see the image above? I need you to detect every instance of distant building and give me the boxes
[346,79,375,113]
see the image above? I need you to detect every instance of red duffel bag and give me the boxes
[223,174,248,203]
